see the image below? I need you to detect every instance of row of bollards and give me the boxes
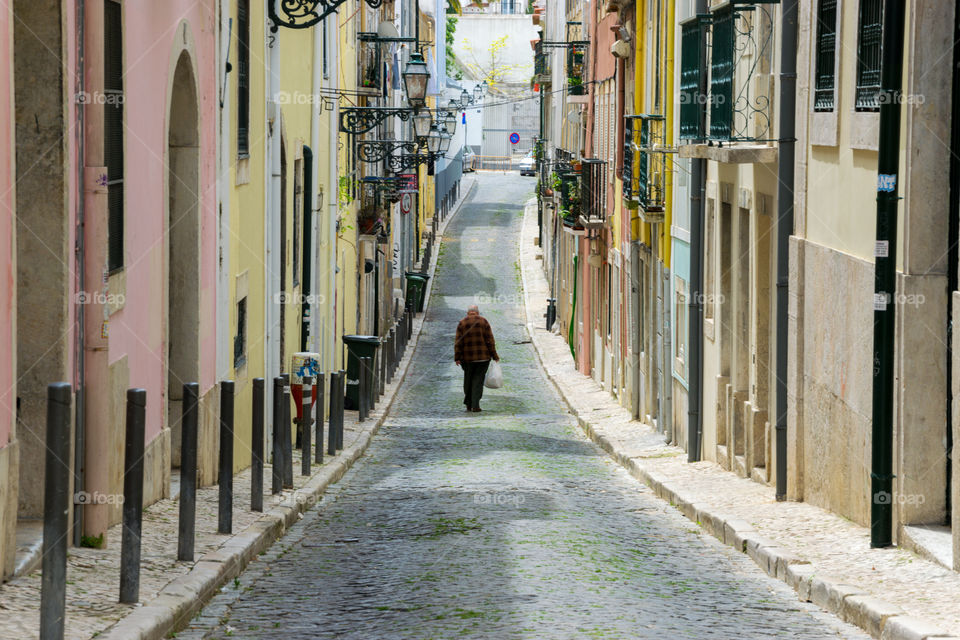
[36,281,435,636]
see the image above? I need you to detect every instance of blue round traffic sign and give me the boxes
[509,132,520,145]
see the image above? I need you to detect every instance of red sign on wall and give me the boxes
[398,173,418,192]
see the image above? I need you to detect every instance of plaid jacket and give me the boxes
[454,313,499,363]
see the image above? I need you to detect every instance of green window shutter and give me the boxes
[104,0,124,273]
[237,0,250,156]
[709,6,734,140]
[855,0,883,111]
[814,0,837,111]
[680,17,706,139]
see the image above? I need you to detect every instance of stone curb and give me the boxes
[97,180,477,640]
[516,200,953,640]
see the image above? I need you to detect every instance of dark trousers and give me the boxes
[462,360,490,410]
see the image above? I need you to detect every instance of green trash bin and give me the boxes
[405,271,430,312]
[342,335,380,410]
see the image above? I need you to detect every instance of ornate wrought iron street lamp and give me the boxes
[403,52,430,109]
[413,110,433,142]
[438,123,453,154]
[426,124,442,154]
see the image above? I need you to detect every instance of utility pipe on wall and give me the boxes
[774,0,798,501]
[869,0,907,548]
[73,0,87,546]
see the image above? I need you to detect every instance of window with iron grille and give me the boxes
[680,16,706,140]
[237,0,250,156]
[814,0,838,111]
[622,116,637,201]
[709,6,734,140]
[105,0,124,273]
[581,159,606,221]
[855,0,883,111]
[637,115,665,213]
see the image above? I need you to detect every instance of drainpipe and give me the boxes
[310,22,323,353]
[870,0,907,548]
[687,0,705,458]
[327,13,339,372]
[73,0,86,546]
[774,0,797,501]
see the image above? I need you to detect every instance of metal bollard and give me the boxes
[272,376,284,494]
[315,373,325,464]
[358,357,368,422]
[218,380,235,534]
[301,376,313,476]
[251,378,264,512]
[328,371,340,456]
[177,382,199,561]
[337,371,346,449]
[366,356,376,409]
[386,330,395,383]
[40,383,72,640]
[120,388,147,604]
[379,348,386,396]
[282,377,293,488]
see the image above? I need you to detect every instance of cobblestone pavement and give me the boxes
[182,173,867,640]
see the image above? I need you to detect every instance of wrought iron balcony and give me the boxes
[579,159,607,229]
[534,41,551,84]
[358,33,383,96]
[556,167,581,227]
[678,2,776,146]
[623,115,666,222]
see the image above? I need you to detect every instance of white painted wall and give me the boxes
[452,15,536,84]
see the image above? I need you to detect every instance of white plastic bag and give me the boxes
[484,360,504,389]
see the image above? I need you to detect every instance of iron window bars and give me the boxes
[813,0,838,112]
[855,0,883,111]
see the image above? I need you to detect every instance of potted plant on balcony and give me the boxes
[568,77,584,96]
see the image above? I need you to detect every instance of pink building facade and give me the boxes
[0,0,18,578]
[76,0,219,538]
[0,1,218,576]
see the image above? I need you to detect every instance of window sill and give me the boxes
[678,142,778,165]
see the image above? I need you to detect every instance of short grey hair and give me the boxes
[467,304,479,314]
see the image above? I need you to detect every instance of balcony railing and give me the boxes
[358,33,383,96]
[579,159,607,228]
[679,2,776,144]
[624,115,666,221]
[556,167,581,226]
[534,41,551,83]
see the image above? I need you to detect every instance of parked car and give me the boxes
[463,148,476,172]
[518,154,536,176]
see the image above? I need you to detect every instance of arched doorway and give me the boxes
[167,51,200,471]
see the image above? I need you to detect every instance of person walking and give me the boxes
[454,305,500,412]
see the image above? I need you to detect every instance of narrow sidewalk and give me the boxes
[518,199,960,640]
[0,176,478,640]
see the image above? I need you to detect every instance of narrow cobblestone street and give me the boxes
[181,174,866,639]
